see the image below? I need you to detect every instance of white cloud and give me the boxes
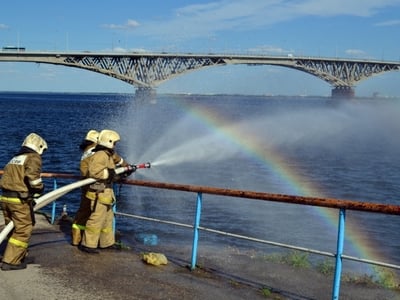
[0,24,9,29]
[290,0,400,17]
[345,49,367,57]
[102,19,140,30]
[126,19,140,28]
[374,19,400,26]
[127,0,400,40]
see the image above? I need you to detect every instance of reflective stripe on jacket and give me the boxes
[0,196,22,204]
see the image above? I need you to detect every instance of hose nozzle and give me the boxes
[135,162,151,169]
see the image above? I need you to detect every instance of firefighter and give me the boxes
[0,133,47,270]
[71,130,133,247]
[71,129,99,246]
[79,129,134,253]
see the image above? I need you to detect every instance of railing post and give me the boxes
[332,208,346,300]
[190,192,202,270]
[51,178,57,224]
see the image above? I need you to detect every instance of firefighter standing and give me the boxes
[71,130,132,247]
[79,129,134,253]
[0,133,47,271]
[71,129,99,246]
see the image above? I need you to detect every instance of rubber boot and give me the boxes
[71,227,82,246]
[79,245,99,254]
[1,261,27,271]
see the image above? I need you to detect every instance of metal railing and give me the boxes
[117,178,400,300]
[2,170,400,300]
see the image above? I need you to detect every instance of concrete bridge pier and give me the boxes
[135,87,157,100]
[332,86,355,98]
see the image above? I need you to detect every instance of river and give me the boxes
[0,91,399,277]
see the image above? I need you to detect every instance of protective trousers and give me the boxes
[1,201,33,265]
[81,199,115,249]
[71,188,92,246]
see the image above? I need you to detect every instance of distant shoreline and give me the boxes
[0,90,398,100]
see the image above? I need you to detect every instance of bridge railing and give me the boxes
[2,171,399,300]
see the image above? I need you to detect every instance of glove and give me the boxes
[28,186,44,200]
[125,164,136,176]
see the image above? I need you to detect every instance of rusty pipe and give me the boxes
[121,179,400,215]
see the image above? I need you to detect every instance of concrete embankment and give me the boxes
[0,212,269,300]
[0,212,398,300]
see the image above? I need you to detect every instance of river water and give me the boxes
[1,91,399,276]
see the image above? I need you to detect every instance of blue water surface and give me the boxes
[1,91,400,275]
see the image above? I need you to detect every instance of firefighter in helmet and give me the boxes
[71,129,99,246]
[0,133,47,270]
[79,129,134,253]
[71,130,133,247]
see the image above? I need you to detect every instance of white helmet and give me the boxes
[98,129,120,149]
[85,130,99,143]
[22,133,48,155]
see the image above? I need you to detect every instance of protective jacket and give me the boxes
[0,147,44,266]
[0,147,44,198]
[80,145,96,176]
[113,152,128,167]
[84,147,116,205]
[81,147,126,175]
[72,143,129,246]
[81,146,117,249]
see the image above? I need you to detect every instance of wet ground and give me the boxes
[0,213,399,300]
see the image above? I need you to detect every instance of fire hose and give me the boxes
[0,162,151,244]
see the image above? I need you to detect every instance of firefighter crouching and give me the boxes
[0,133,47,271]
[79,129,134,254]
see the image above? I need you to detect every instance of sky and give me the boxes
[0,0,400,97]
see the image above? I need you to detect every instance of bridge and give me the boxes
[1,50,399,98]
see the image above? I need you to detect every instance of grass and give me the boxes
[282,250,310,268]
[263,250,310,269]
[263,250,400,290]
[316,258,335,275]
[373,266,399,289]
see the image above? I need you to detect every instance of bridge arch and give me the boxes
[0,51,399,98]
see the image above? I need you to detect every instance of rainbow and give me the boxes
[175,98,391,278]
